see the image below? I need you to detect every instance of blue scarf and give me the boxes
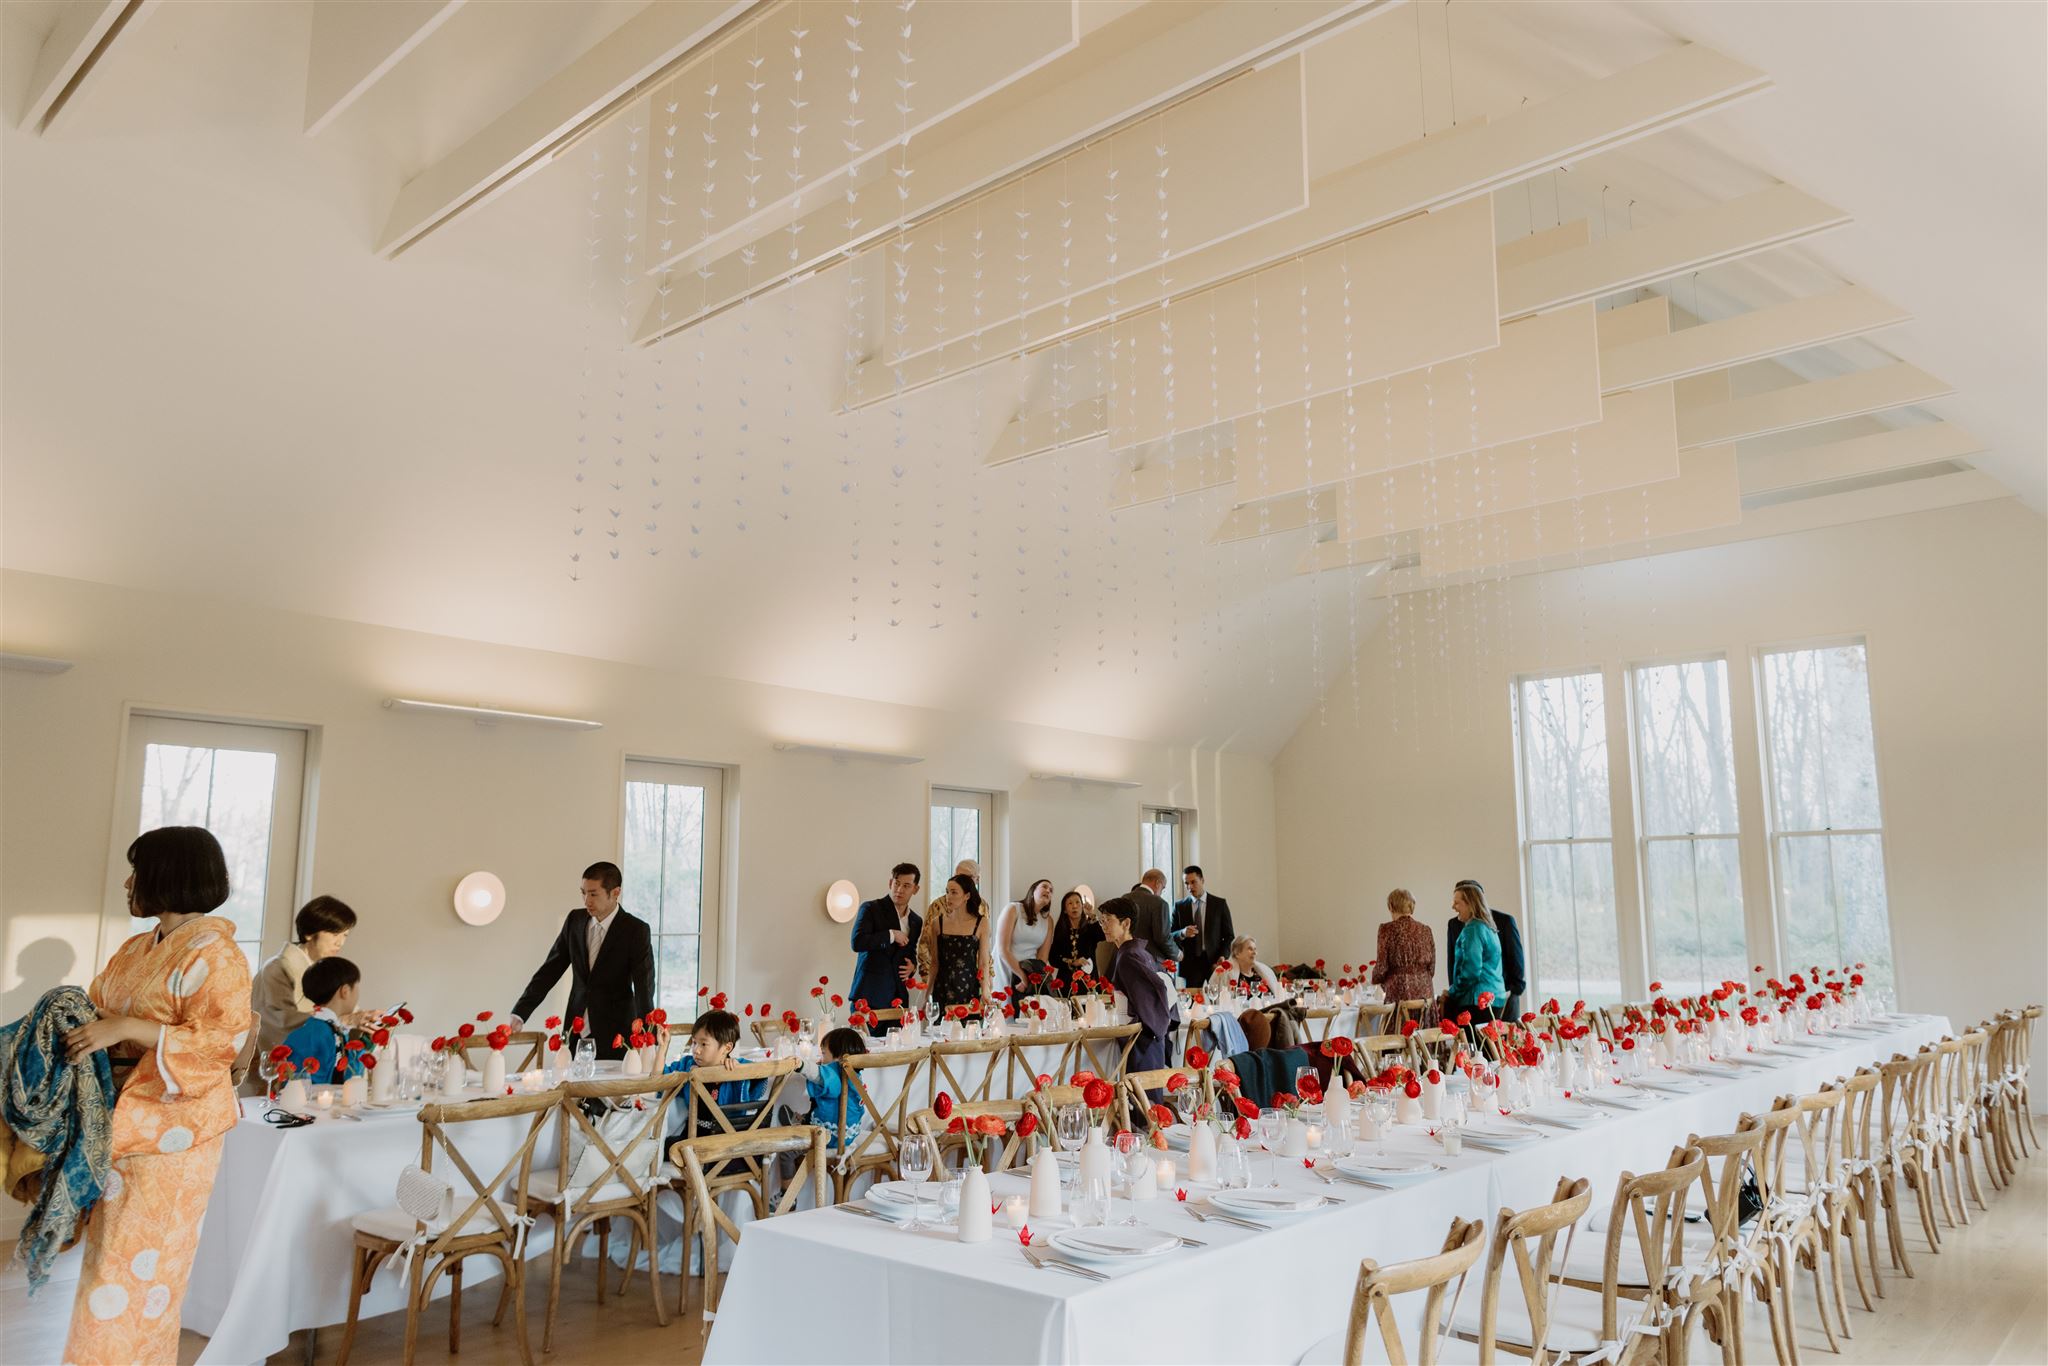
[2,986,117,1294]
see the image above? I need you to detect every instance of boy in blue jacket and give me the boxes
[278,956,366,1083]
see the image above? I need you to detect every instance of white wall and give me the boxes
[1272,499,2047,1073]
[0,570,1278,1034]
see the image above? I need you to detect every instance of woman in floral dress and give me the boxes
[1371,888,1436,1005]
[62,826,253,1366]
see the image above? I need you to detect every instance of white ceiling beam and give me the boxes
[1737,422,1984,495]
[1499,184,1848,320]
[375,0,759,257]
[1600,285,1907,393]
[879,57,1309,367]
[303,0,467,137]
[982,394,1107,468]
[1108,427,1238,510]
[1677,362,1952,448]
[19,0,160,134]
[1212,496,1331,545]
[637,0,1393,341]
[842,41,1772,407]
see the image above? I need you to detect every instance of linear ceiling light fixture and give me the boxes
[0,652,76,674]
[381,697,603,731]
[772,742,925,765]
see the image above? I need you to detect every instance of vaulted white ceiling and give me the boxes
[2,1,2039,757]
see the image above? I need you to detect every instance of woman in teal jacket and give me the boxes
[1444,884,1506,1020]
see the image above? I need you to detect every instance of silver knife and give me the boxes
[833,1202,892,1222]
[1023,1246,1108,1281]
[1189,1206,1265,1232]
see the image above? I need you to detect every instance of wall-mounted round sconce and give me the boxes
[824,878,860,924]
[1075,884,1097,909]
[454,871,507,926]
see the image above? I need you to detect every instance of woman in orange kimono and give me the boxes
[63,826,254,1366]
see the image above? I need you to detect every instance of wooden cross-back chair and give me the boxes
[1391,998,1433,1031]
[1572,1145,1706,1366]
[2015,1007,2042,1151]
[1181,1015,1213,1065]
[1750,1099,1835,1358]
[909,1098,1034,1174]
[674,1126,829,1318]
[338,1089,558,1366]
[453,1030,547,1073]
[670,1057,799,1301]
[1949,1029,2002,1207]
[1834,1068,1889,1313]
[1785,1086,1858,1348]
[1983,1012,2034,1182]
[1877,1049,1942,1267]
[928,1035,1010,1106]
[748,1019,792,1050]
[532,1072,686,1352]
[1449,1175,1594,1362]
[1323,1216,1486,1366]
[1300,1006,1343,1047]
[1671,1123,1778,1366]
[1355,1033,1420,1075]
[831,1044,929,1201]
[1074,1022,1142,1083]
[1120,1066,1208,1132]
[1008,1026,1086,1095]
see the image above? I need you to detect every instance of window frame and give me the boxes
[1626,653,1750,995]
[1751,635,1899,982]
[928,786,995,896]
[1140,807,1189,882]
[621,757,728,1019]
[1510,666,1622,1004]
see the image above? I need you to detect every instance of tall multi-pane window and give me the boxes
[122,714,308,966]
[929,788,992,890]
[1141,808,1183,879]
[1632,658,1748,995]
[1758,641,1895,987]
[623,760,724,1019]
[1513,672,1622,1003]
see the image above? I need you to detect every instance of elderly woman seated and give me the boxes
[1219,936,1298,1050]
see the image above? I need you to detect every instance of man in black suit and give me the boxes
[1170,864,1235,988]
[510,860,655,1060]
[1129,870,1180,974]
[849,862,924,1032]
[1443,879,1526,1021]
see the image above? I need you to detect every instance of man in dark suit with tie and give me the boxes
[509,861,655,1060]
[1443,879,1526,1021]
[1170,865,1235,988]
[850,862,924,1032]
[1129,870,1181,975]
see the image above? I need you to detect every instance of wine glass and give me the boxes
[1216,1132,1248,1190]
[899,1134,936,1232]
[1294,1066,1320,1103]
[259,1054,281,1102]
[1056,1101,1087,1183]
[1365,1087,1396,1158]
[1256,1109,1286,1186]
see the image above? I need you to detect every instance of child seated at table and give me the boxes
[798,1026,867,1149]
[277,956,365,1084]
[662,1009,768,1137]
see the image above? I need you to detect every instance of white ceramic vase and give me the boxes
[956,1166,992,1243]
[442,1057,468,1099]
[1078,1128,1112,1189]
[369,1051,395,1104]
[1280,1117,1309,1158]
[341,1074,368,1108]
[482,1050,508,1094]
[1189,1122,1218,1182]
[279,1078,309,1111]
[1420,1073,1444,1122]
[1029,1147,1063,1217]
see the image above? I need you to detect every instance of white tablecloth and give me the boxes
[184,1093,564,1365]
[703,1016,1950,1365]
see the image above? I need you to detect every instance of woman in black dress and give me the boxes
[917,873,989,1015]
[1044,888,1105,990]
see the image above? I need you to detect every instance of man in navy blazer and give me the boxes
[850,862,924,1030]
[1170,865,1235,988]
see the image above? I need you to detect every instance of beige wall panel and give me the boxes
[1210,495,1328,545]
[1231,303,1604,504]
[1603,286,1908,393]
[1678,362,1952,448]
[879,57,1308,364]
[1498,184,1849,320]
[1107,196,1500,449]
[1110,435,1237,509]
[843,42,1769,405]
[1335,383,1679,541]
[1737,422,1985,494]
[984,395,1108,467]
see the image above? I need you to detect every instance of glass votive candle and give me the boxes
[1003,1195,1028,1230]
[1156,1157,1176,1188]
[1305,1124,1323,1150]
[314,1090,334,1110]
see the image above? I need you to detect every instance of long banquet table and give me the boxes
[703,1015,1951,1366]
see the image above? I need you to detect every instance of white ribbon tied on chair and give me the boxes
[1572,1264,1695,1365]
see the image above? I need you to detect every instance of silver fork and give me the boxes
[1186,1206,1265,1232]
[1022,1245,1108,1281]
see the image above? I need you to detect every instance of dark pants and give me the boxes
[1130,1029,1166,1075]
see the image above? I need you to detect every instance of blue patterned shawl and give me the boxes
[1,985,116,1294]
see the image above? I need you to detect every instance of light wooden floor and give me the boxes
[5,1150,2044,1365]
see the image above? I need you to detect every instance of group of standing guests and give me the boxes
[1371,880,1526,1022]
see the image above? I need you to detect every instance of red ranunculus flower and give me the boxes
[1271,1091,1296,1110]
[1234,1096,1259,1121]
[1215,1067,1241,1092]
[371,1028,391,1047]
[946,1116,965,1134]
[1017,1111,1039,1138]
[545,1015,561,1030]
[1441,1020,1458,1037]
[1456,1012,1471,1028]
[1070,1070,1099,1087]
[1150,1103,1175,1126]
[1234,1116,1252,1140]
[1165,1072,1191,1092]
[613,1034,625,1048]
[1321,1036,1354,1058]
[1035,1072,1053,1090]
[430,1036,446,1052]
[269,1043,292,1062]
[933,1092,954,1120]
[1403,1078,1421,1099]
[1478,991,1494,1008]
[1082,1078,1114,1111]
[457,1023,475,1038]
[397,1008,414,1023]
[1400,1020,1418,1037]
[1186,1046,1210,1070]
[477,1011,493,1022]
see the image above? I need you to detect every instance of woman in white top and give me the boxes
[998,878,1056,990]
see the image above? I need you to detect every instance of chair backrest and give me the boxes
[1343,1216,1487,1366]
[1473,1176,1593,1361]
[681,1056,801,1139]
[1074,1023,1142,1082]
[1392,999,1432,1031]
[1744,1100,1803,1209]
[414,1089,561,1255]
[1688,1123,1770,1266]
[1787,1087,1846,1198]
[1358,1033,1417,1072]
[674,1125,830,1312]
[1836,1068,1883,1175]
[835,1045,930,1182]
[455,1030,546,1072]
[1008,1027,1086,1094]
[1590,1145,1706,1343]
[1121,1066,1207,1130]
[557,1071,689,1208]
[910,1099,1032,1173]
[928,1035,1010,1105]
[748,1019,790,1050]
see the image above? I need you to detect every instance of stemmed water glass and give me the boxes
[1056,1101,1087,1184]
[259,1054,282,1102]
[899,1134,936,1232]
[1365,1086,1396,1158]
[1256,1109,1285,1186]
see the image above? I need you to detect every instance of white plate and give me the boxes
[1462,1121,1543,1143]
[1161,1124,1193,1150]
[1210,1189,1324,1219]
[1334,1155,1434,1181]
[865,1179,960,1218]
[1047,1226,1180,1263]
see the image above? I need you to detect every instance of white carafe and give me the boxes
[1321,1088,1350,1133]
[1028,1147,1063,1218]
[1395,1087,1423,1126]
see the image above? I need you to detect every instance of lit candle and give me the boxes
[1306,1124,1323,1150]
[314,1090,334,1110]
[1003,1195,1029,1230]
[1156,1157,1177,1188]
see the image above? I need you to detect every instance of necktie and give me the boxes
[587,916,604,965]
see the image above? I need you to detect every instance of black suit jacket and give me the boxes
[1445,910,1527,1000]
[1127,886,1179,967]
[1170,893,1235,986]
[850,897,923,1012]
[512,908,656,1059]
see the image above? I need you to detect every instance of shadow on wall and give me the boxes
[2,937,80,1022]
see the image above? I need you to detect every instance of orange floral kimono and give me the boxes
[65,915,252,1366]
